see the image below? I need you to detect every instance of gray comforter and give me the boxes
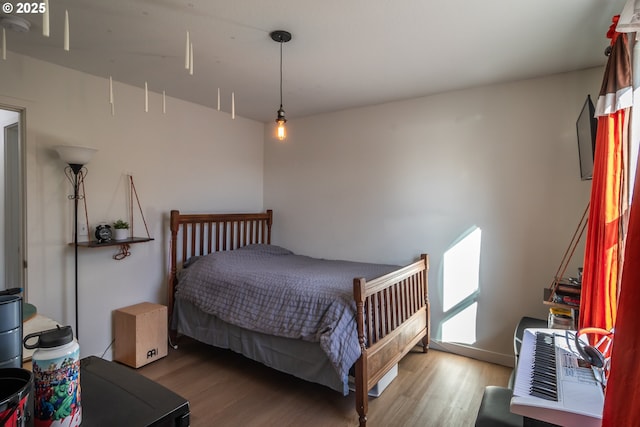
[175,244,399,380]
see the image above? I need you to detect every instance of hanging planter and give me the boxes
[113,219,129,241]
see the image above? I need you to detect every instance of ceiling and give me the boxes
[0,0,627,123]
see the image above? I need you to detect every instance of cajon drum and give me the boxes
[114,302,167,368]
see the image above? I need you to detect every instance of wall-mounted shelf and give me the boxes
[75,237,154,248]
[74,237,154,260]
[72,175,153,260]
[544,203,588,313]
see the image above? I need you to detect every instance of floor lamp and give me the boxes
[55,145,97,341]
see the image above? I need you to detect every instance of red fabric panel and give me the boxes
[598,32,631,105]
[579,110,624,332]
[602,146,640,426]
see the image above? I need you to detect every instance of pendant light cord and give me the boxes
[279,40,283,108]
[270,29,291,124]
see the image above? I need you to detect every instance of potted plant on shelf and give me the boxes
[113,219,130,241]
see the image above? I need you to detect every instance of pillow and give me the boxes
[239,244,294,256]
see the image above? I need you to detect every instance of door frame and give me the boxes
[1,104,26,299]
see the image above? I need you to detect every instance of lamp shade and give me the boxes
[55,145,97,166]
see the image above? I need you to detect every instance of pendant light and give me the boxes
[270,30,292,140]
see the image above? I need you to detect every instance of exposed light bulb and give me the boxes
[277,121,286,140]
[276,105,286,141]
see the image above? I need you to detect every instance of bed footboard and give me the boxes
[353,254,430,427]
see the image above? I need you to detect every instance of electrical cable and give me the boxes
[100,339,115,359]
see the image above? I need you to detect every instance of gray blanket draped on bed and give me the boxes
[175,244,399,382]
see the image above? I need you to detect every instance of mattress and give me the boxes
[174,244,399,391]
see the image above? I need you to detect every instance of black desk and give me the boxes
[81,356,189,426]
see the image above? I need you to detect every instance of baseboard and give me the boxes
[429,340,514,368]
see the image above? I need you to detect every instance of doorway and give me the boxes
[0,105,25,296]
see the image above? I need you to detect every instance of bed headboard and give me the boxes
[167,209,273,319]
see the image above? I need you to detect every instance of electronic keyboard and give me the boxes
[510,328,604,427]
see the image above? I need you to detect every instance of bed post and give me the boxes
[421,253,430,352]
[265,209,273,244]
[354,277,368,427]
[168,210,180,323]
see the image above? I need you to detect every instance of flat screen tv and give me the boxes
[576,95,597,181]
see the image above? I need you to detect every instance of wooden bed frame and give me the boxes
[168,209,430,427]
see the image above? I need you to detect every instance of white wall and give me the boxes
[264,68,601,364]
[0,53,264,358]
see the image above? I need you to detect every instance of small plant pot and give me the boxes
[114,228,129,241]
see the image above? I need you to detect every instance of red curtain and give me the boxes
[579,30,631,332]
[602,126,640,427]
[589,18,640,426]
[579,111,625,331]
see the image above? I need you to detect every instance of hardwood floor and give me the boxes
[137,337,512,427]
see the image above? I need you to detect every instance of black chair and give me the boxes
[475,317,548,427]
[475,386,523,427]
